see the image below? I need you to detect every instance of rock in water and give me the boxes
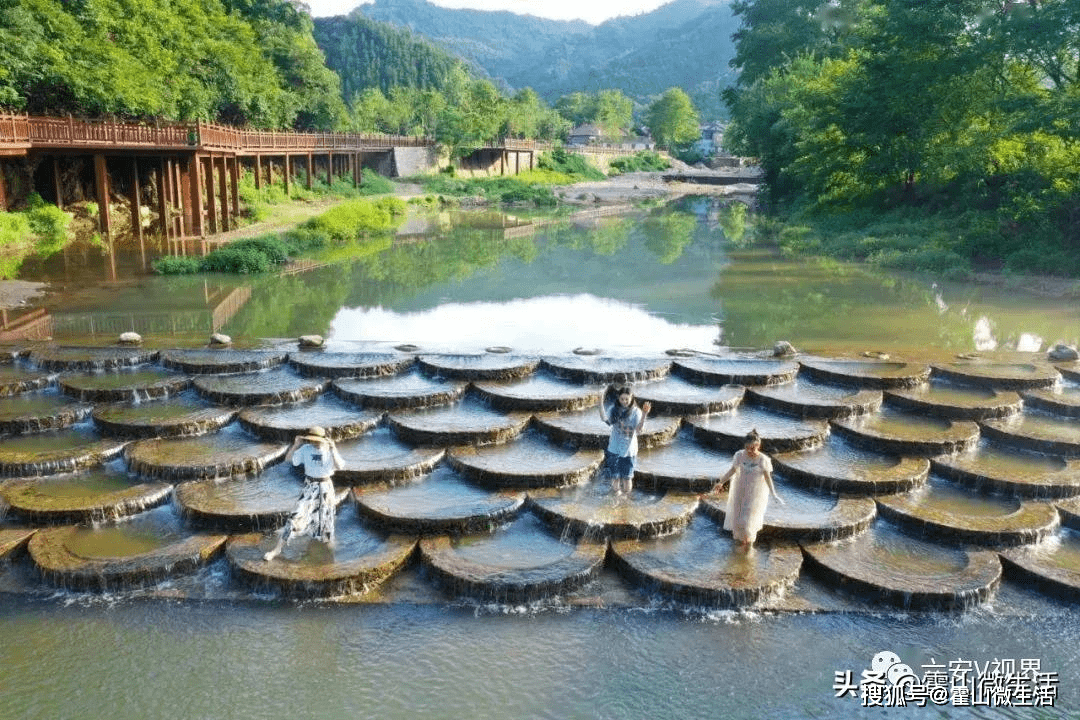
[298,335,325,349]
[118,332,142,345]
[1048,344,1079,362]
[773,341,797,357]
[209,333,232,346]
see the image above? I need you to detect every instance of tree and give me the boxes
[645,88,700,148]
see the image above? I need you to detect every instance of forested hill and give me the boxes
[0,0,345,129]
[355,0,739,119]
[356,0,590,69]
[313,14,474,101]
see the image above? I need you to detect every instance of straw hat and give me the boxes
[300,426,329,443]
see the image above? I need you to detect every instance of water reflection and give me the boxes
[330,295,717,353]
[10,199,1079,354]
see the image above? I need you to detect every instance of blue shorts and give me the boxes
[603,450,635,479]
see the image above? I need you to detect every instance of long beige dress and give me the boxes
[724,449,773,543]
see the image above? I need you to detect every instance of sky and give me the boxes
[305,0,674,25]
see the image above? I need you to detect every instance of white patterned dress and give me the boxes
[724,449,773,543]
[281,442,339,545]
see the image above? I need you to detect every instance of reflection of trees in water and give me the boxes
[223,265,354,338]
[711,252,956,349]
[642,210,696,264]
[221,206,713,335]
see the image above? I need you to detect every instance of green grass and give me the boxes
[153,197,407,275]
[609,151,670,174]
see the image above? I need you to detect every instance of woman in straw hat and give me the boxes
[264,426,346,561]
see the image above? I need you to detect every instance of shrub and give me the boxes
[609,151,670,174]
[152,255,203,275]
[537,148,605,180]
[201,246,273,274]
[24,194,74,255]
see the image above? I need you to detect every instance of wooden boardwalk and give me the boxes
[0,113,448,244]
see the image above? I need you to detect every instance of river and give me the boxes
[2,197,1079,718]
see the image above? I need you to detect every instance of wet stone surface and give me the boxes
[1021,384,1080,418]
[541,356,672,383]
[287,352,414,379]
[28,505,228,591]
[670,356,798,386]
[238,395,381,442]
[227,511,417,599]
[1056,361,1080,382]
[746,379,881,419]
[527,482,699,541]
[875,476,1059,546]
[173,462,308,531]
[797,358,930,389]
[634,432,732,493]
[58,369,191,403]
[685,406,828,453]
[832,408,980,456]
[0,528,37,561]
[931,441,1080,498]
[332,372,467,410]
[772,438,929,494]
[354,464,525,535]
[979,412,1080,456]
[29,346,160,371]
[0,366,55,396]
[333,427,445,485]
[0,427,127,478]
[1,462,172,524]
[124,428,287,482]
[418,354,540,381]
[701,480,877,544]
[610,514,803,607]
[4,346,1080,608]
[999,528,1080,602]
[634,378,744,416]
[386,399,530,447]
[931,360,1061,390]
[91,395,237,439]
[419,513,606,604]
[801,522,1003,610]
[471,375,604,412]
[448,431,603,489]
[160,349,286,374]
[193,369,327,406]
[885,381,1023,420]
[0,393,93,435]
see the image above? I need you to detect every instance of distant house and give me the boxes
[618,135,655,151]
[567,124,603,146]
[695,121,726,155]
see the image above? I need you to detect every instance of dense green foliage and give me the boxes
[554,91,634,139]
[357,0,738,120]
[645,88,701,149]
[0,0,345,128]
[313,14,470,101]
[725,0,1080,275]
[0,194,73,278]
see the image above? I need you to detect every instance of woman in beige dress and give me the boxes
[719,429,784,549]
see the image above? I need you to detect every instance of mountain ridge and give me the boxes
[353,0,739,119]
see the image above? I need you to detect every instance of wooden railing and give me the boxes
[0,113,433,153]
